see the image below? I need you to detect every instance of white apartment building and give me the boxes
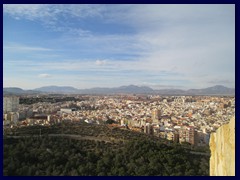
[3,96,19,113]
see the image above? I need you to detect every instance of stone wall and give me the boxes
[209,117,235,176]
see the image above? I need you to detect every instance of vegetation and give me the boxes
[19,96,82,105]
[4,123,209,176]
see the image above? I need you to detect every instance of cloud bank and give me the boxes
[3,4,235,89]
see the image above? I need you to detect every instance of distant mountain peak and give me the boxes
[34,86,79,93]
[3,85,234,95]
[4,87,23,90]
[209,85,229,89]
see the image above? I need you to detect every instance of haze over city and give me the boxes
[3,4,235,90]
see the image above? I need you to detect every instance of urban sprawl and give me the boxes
[3,94,235,146]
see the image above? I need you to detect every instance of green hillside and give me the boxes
[4,123,209,176]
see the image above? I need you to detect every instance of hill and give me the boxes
[3,87,40,95]
[4,122,209,176]
[3,85,235,95]
[34,86,79,93]
[187,85,235,95]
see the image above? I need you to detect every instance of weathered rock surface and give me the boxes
[209,117,235,176]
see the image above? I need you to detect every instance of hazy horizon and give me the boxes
[3,84,234,91]
[3,4,235,89]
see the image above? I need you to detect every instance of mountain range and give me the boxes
[3,85,235,95]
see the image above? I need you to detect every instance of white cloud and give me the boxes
[3,4,105,18]
[3,4,105,38]
[3,4,104,29]
[4,4,44,19]
[95,60,107,66]
[3,5,235,89]
[4,43,52,52]
[38,74,52,78]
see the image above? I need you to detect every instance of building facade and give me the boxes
[3,96,19,113]
[152,109,161,124]
[179,126,195,145]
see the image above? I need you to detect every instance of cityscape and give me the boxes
[3,91,235,146]
[3,4,235,176]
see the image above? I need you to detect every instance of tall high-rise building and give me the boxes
[144,123,153,135]
[179,126,195,145]
[3,96,19,113]
[152,109,161,124]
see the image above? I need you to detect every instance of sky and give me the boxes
[3,4,235,90]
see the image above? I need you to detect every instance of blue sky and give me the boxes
[3,4,235,90]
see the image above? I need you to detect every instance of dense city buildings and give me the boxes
[3,94,235,147]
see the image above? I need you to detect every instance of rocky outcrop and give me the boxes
[209,117,235,176]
